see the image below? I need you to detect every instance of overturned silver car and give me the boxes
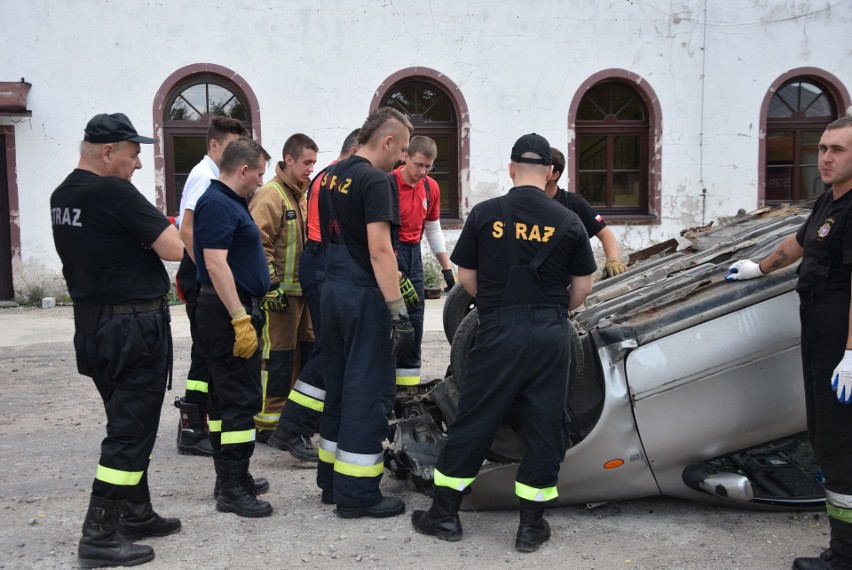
[389,203,823,511]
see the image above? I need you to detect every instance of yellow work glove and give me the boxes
[603,258,628,279]
[229,307,257,358]
[399,273,421,308]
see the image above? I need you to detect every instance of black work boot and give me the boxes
[267,426,319,462]
[515,498,551,553]
[411,487,464,541]
[78,494,155,568]
[175,397,213,457]
[793,548,852,569]
[116,501,181,541]
[212,457,269,499]
[215,458,273,517]
[336,496,405,519]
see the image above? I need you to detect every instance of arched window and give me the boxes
[153,66,260,217]
[765,79,837,203]
[376,72,466,221]
[575,81,650,216]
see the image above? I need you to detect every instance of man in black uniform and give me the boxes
[51,113,184,567]
[545,147,627,278]
[193,137,273,518]
[317,108,415,518]
[411,133,596,552]
[726,116,852,570]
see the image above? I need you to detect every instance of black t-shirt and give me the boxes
[318,155,400,274]
[451,186,597,313]
[50,169,170,304]
[795,188,852,295]
[553,187,607,238]
[194,179,270,298]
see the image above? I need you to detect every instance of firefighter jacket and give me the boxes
[249,162,308,295]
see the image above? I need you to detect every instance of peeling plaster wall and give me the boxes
[0,0,850,291]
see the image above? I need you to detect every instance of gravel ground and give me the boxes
[0,302,828,569]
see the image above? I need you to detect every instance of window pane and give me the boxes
[208,84,235,115]
[576,93,606,120]
[579,171,607,207]
[429,136,450,212]
[800,130,821,165]
[613,136,640,169]
[766,165,792,202]
[577,83,645,122]
[180,84,207,116]
[221,98,247,121]
[386,85,416,115]
[172,135,207,214]
[170,97,201,121]
[578,135,607,170]
[612,172,641,207]
[766,131,794,164]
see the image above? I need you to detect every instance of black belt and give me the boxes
[199,283,259,306]
[85,298,166,317]
[305,239,323,253]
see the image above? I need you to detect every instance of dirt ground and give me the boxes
[0,299,829,569]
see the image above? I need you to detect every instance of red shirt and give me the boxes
[393,167,440,244]
[306,162,334,242]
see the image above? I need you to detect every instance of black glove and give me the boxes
[391,314,415,358]
[399,273,421,308]
[263,283,288,313]
[442,269,456,292]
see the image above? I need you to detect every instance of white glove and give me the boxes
[726,260,764,281]
[832,350,852,404]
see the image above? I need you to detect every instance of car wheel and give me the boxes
[443,284,475,344]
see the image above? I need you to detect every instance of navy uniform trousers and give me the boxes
[73,300,171,503]
[278,240,325,436]
[195,289,264,462]
[395,241,425,386]
[176,252,209,406]
[317,243,396,507]
[800,291,852,557]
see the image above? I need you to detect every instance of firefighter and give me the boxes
[727,116,852,570]
[193,138,273,517]
[392,135,455,387]
[317,108,415,518]
[411,133,596,552]
[249,133,317,443]
[51,113,184,567]
[266,129,361,461]
[174,116,248,457]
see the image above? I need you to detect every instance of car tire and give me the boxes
[443,284,475,344]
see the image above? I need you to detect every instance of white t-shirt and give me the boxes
[176,154,218,228]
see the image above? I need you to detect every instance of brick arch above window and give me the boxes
[568,69,663,225]
[152,64,262,214]
[371,67,470,225]
[758,67,851,206]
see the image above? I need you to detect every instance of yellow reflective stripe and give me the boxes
[185,379,208,393]
[208,420,222,433]
[434,468,475,492]
[395,368,420,386]
[515,481,558,502]
[318,437,337,465]
[269,182,301,292]
[221,429,255,445]
[254,413,281,422]
[96,464,144,486]
[827,497,852,523]
[289,389,324,412]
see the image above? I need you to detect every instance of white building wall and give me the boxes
[0,0,850,296]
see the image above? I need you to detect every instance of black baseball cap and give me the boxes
[510,133,552,165]
[84,113,157,144]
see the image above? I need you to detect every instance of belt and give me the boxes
[96,298,166,316]
[199,283,258,306]
[305,239,323,253]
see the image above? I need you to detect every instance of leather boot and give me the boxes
[175,397,213,457]
[212,457,269,499]
[411,487,464,541]
[793,548,852,569]
[116,501,181,541]
[515,498,551,553]
[215,458,273,517]
[267,425,319,462]
[78,494,155,568]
